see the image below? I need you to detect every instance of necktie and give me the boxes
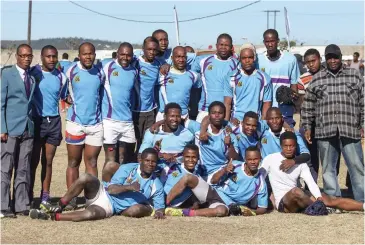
[23,71,31,99]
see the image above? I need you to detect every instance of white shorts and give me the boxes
[103,119,136,144]
[155,111,189,122]
[65,121,103,146]
[196,111,209,123]
[85,181,113,218]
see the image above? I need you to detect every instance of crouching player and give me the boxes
[260,131,365,214]
[30,148,166,221]
[211,146,268,216]
[164,145,229,217]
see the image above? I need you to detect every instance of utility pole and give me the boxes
[263,10,280,29]
[27,0,32,45]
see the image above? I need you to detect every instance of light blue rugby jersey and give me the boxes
[103,163,165,214]
[139,125,194,163]
[132,56,161,112]
[66,62,105,125]
[224,68,273,121]
[230,120,269,161]
[185,119,239,178]
[163,163,203,207]
[59,60,72,74]
[191,55,239,112]
[159,69,201,115]
[102,60,138,122]
[257,52,300,107]
[259,127,309,159]
[215,160,268,207]
[30,65,68,117]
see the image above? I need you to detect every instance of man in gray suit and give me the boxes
[1,44,35,218]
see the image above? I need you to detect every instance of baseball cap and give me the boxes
[325,44,342,56]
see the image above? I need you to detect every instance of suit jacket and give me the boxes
[1,65,35,137]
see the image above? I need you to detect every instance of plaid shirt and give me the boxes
[301,66,364,139]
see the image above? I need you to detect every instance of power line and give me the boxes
[68,0,261,24]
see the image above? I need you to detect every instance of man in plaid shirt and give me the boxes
[301,44,364,203]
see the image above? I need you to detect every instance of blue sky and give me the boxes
[1,0,364,48]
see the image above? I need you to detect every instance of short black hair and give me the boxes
[185,46,195,52]
[354,52,360,56]
[304,49,321,59]
[152,29,168,38]
[243,111,259,121]
[263,29,279,40]
[173,46,186,55]
[280,131,297,145]
[164,102,181,115]
[141,147,158,160]
[118,42,133,52]
[112,52,117,58]
[73,57,80,62]
[183,144,199,155]
[41,45,57,55]
[245,145,261,156]
[217,33,233,45]
[78,42,95,53]
[16,44,32,54]
[208,101,226,115]
[62,53,69,59]
[143,36,159,48]
[266,107,282,118]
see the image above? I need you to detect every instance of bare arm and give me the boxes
[261,101,271,120]
[210,159,234,184]
[224,96,232,121]
[107,182,140,195]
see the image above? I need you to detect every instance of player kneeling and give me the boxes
[212,146,268,216]
[29,148,165,221]
[164,145,229,217]
[260,131,365,215]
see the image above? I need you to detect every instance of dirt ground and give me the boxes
[1,114,364,244]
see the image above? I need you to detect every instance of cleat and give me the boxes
[40,200,62,213]
[29,209,50,220]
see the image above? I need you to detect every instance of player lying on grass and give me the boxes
[163,144,229,217]
[211,146,268,216]
[260,131,365,214]
[30,148,166,221]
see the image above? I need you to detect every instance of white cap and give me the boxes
[239,43,257,60]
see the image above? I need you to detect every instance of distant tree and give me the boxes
[279,38,297,50]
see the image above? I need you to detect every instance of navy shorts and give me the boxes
[34,116,63,146]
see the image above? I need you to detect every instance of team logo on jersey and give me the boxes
[236,135,240,141]
[261,138,267,144]
[261,68,265,72]
[74,76,80,82]
[126,177,132,184]
[112,71,119,76]
[168,78,174,84]
[231,174,238,183]
[172,171,179,177]
[140,70,146,76]
[208,65,213,70]
[237,81,243,87]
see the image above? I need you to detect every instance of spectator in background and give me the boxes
[1,44,36,218]
[349,52,364,76]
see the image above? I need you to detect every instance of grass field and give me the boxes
[1,114,364,244]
